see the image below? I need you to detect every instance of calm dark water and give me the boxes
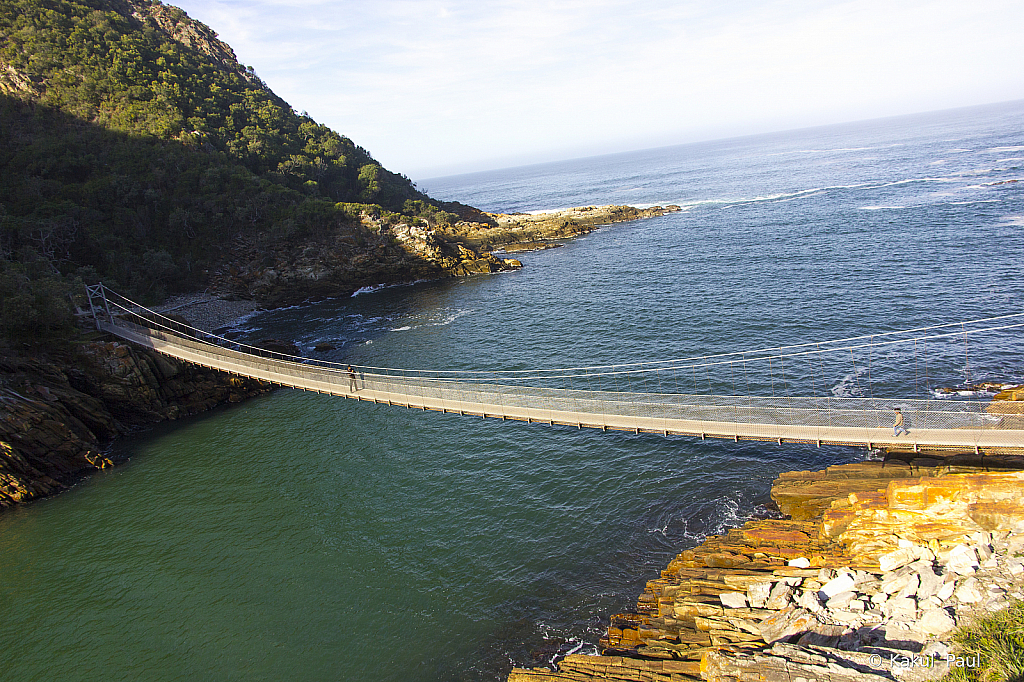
[2,101,1022,681]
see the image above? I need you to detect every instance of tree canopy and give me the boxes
[0,0,456,340]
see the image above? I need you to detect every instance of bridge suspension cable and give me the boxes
[87,284,1024,387]
[82,283,1024,455]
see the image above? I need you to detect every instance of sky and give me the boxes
[169,0,1024,179]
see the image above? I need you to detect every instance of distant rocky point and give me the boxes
[464,205,683,254]
[203,204,679,310]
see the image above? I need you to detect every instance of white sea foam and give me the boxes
[675,495,755,545]
[949,199,1001,205]
[998,216,1024,226]
[389,326,412,332]
[831,370,865,398]
[858,205,906,210]
[429,308,472,327]
[985,146,1024,153]
[351,284,385,297]
[771,143,904,156]
[649,176,974,213]
[874,176,958,187]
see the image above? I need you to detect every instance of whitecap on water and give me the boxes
[831,369,865,398]
[351,284,385,297]
[985,146,1024,154]
[429,308,472,326]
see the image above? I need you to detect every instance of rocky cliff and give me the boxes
[205,204,679,307]
[0,338,271,508]
[206,206,524,307]
[509,460,1024,682]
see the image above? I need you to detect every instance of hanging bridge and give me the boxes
[85,285,1024,454]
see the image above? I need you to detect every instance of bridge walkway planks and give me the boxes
[100,321,1024,453]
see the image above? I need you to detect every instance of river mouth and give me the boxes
[3,102,1024,681]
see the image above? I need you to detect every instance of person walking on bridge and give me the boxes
[348,365,357,393]
[893,407,907,436]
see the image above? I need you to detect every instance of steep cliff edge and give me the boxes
[0,338,271,508]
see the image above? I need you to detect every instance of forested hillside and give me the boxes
[0,0,457,341]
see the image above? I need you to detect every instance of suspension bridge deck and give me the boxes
[100,320,1024,454]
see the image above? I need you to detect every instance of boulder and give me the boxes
[881,571,913,595]
[719,591,748,609]
[826,591,857,610]
[878,547,917,572]
[919,608,956,635]
[819,573,856,599]
[883,621,927,651]
[944,544,980,575]
[1008,534,1024,554]
[795,590,823,612]
[955,577,983,603]
[882,596,917,618]
[896,573,920,599]
[829,610,863,624]
[758,607,818,644]
[255,338,301,357]
[937,579,957,601]
[916,567,943,600]
[795,624,845,648]
[747,582,772,608]
[766,582,794,610]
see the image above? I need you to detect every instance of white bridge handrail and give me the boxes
[98,316,1024,454]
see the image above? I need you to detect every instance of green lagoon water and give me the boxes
[2,101,1023,680]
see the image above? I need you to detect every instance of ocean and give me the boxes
[1,100,1022,681]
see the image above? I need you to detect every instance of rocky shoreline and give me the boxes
[0,203,676,511]
[509,459,1024,682]
[0,337,272,508]
[204,204,680,308]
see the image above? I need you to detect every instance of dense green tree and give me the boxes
[0,0,459,338]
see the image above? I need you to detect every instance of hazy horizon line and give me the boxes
[414,97,1024,183]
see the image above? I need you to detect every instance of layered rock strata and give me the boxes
[508,461,1024,682]
[0,339,272,508]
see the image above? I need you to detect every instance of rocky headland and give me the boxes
[205,204,681,308]
[452,204,682,254]
[0,202,677,511]
[509,459,1024,682]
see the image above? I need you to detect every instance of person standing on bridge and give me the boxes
[348,365,357,393]
[893,407,907,436]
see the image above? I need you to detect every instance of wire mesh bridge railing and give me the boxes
[85,284,1024,454]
